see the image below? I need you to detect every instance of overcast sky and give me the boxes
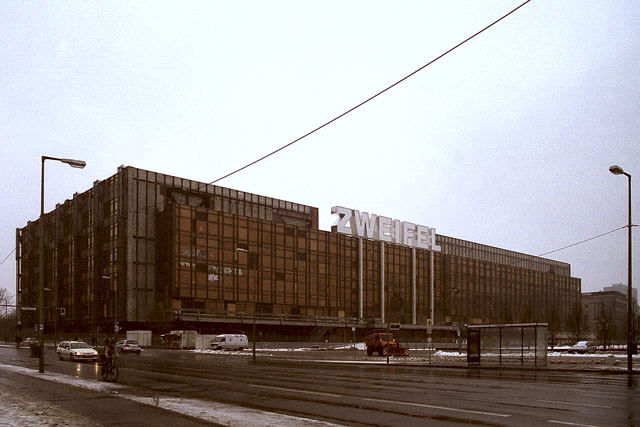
[1,1,638,304]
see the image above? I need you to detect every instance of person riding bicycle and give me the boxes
[102,341,119,375]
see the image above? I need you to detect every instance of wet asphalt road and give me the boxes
[1,345,638,426]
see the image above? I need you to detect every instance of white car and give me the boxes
[115,339,141,354]
[22,337,38,346]
[56,341,99,362]
[568,341,597,354]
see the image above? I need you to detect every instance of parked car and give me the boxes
[568,341,597,354]
[56,341,99,362]
[22,337,38,346]
[115,339,141,354]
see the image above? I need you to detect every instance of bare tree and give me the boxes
[632,305,640,354]
[499,301,513,324]
[521,302,535,323]
[566,301,588,343]
[0,288,14,343]
[0,288,12,305]
[546,304,562,350]
[596,301,615,350]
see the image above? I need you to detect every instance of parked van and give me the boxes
[211,334,248,351]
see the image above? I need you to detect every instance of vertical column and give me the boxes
[15,229,21,341]
[412,248,416,324]
[380,241,385,323]
[430,250,434,325]
[358,237,363,319]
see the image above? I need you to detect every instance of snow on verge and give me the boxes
[0,363,340,427]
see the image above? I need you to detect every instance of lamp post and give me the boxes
[609,164,633,372]
[39,156,86,373]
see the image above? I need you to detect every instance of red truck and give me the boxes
[365,332,409,356]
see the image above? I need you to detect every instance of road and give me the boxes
[1,345,638,426]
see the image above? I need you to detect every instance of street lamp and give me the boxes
[609,164,633,373]
[39,156,86,373]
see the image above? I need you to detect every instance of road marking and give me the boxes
[536,399,610,409]
[548,420,604,427]
[250,384,342,398]
[363,397,511,418]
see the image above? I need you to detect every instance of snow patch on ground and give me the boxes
[0,382,102,427]
[0,363,340,426]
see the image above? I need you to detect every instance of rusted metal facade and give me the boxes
[16,166,581,335]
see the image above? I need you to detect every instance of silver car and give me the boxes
[568,341,597,354]
[115,339,141,354]
[56,341,99,362]
[22,337,38,346]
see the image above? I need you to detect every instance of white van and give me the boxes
[211,334,249,351]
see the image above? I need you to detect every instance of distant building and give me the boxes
[603,284,638,306]
[582,290,628,344]
[16,166,581,339]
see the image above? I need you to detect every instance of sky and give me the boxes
[1,1,638,304]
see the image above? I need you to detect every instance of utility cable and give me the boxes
[209,0,533,185]
[104,0,533,219]
[0,248,15,269]
[535,226,629,258]
[507,225,633,269]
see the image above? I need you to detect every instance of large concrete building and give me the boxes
[582,290,629,344]
[16,166,581,340]
[603,284,638,305]
[582,286,639,345]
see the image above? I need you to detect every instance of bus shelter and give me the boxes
[467,323,547,366]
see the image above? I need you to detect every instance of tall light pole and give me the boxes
[609,164,633,372]
[39,156,86,373]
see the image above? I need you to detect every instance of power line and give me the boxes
[104,0,533,219]
[0,248,15,269]
[209,0,533,185]
[535,226,628,258]
[506,226,630,269]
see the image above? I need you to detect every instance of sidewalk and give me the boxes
[0,345,342,427]
[0,381,101,427]
[0,363,212,427]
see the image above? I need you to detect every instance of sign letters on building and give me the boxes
[331,206,441,251]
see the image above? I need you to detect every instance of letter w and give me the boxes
[350,211,377,239]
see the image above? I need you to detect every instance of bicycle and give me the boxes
[101,358,119,382]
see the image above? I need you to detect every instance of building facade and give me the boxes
[582,290,629,345]
[603,284,638,305]
[16,166,581,338]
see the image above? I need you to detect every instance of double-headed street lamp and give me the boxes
[38,156,86,373]
[609,164,633,373]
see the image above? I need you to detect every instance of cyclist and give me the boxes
[102,341,119,377]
